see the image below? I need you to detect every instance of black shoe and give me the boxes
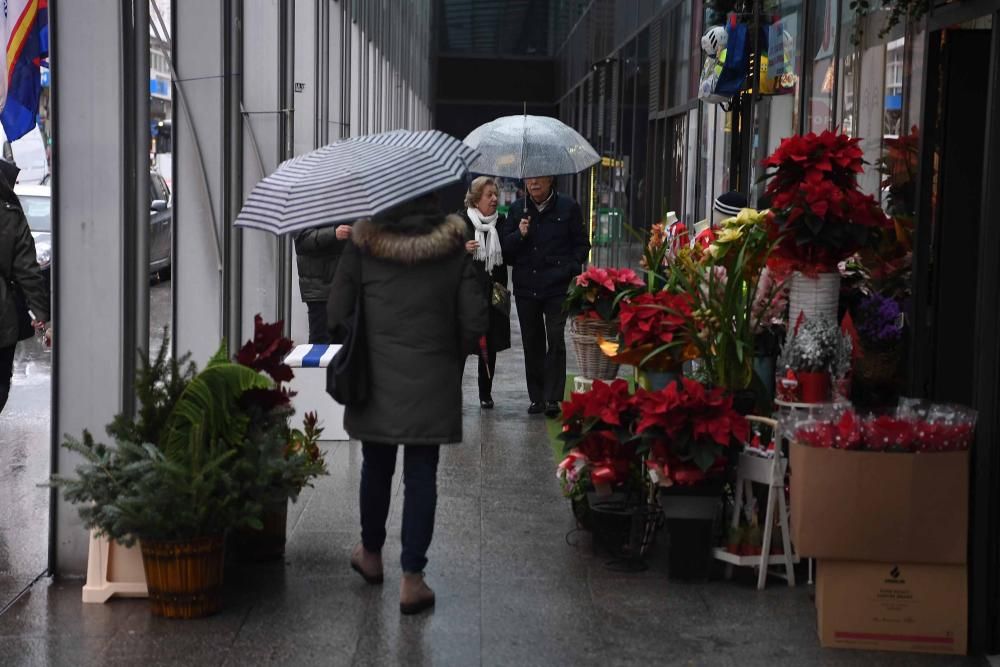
[480,398,494,409]
[527,402,545,415]
[544,401,561,417]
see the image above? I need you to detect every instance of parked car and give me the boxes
[14,172,172,278]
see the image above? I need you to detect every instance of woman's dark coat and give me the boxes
[327,200,488,445]
[459,209,511,353]
[0,167,48,348]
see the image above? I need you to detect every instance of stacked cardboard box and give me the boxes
[790,443,970,655]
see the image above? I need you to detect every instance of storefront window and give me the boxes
[747,0,806,203]
[805,0,837,132]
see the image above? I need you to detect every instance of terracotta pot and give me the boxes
[140,535,225,619]
[230,501,288,562]
[797,371,831,403]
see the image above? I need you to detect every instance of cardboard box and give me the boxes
[790,443,968,564]
[815,560,967,655]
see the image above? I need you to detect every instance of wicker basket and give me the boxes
[788,271,841,325]
[569,317,620,381]
[140,535,225,619]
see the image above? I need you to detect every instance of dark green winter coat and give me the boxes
[0,175,48,348]
[294,225,347,303]
[327,200,488,445]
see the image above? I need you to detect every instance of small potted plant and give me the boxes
[229,316,329,561]
[564,267,645,380]
[853,292,904,390]
[556,379,660,565]
[634,377,749,579]
[778,319,846,403]
[53,330,300,618]
[615,289,695,389]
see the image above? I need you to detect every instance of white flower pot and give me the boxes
[788,272,840,325]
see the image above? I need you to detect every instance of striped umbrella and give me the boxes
[234,129,481,235]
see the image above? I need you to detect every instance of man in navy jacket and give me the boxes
[501,176,590,416]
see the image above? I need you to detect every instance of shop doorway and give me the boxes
[914,10,1000,653]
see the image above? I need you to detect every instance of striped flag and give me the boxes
[1,0,47,141]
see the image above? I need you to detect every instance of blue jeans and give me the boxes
[360,443,440,573]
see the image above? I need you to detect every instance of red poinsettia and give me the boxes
[618,291,694,349]
[565,266,646,321]
[235,314,296,413]
[762,130,892,272]
[635,377,749,474]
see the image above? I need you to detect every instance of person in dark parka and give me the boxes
[501,176,589,416]
[327,193,487,615]
[459,176,511,409]
[294,223,350,344]
[0,160,48,414]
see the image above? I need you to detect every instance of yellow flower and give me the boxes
[716,227,743,244]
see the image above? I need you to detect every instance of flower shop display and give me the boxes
[653,209,781,409]
[762,130,893,324]
[52,323,328,618]
[565,266,645,380]
[555,376,749,574]
[789,403,974,564]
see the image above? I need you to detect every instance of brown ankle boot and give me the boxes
[350,544,384,584]
[399,572,435,615]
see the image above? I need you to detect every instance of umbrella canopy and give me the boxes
[234,129,480,235]
[463,114,600,179]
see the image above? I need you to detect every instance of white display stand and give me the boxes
[573,376,594,393]
[284,344,349,441]
[82,531,147,603]
[713,416,799,590]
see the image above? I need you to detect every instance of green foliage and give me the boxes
[161,344,272,461]
[52,337,294,544]
[107,328,196,447]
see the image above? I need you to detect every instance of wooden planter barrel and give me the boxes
[140,535,225,619]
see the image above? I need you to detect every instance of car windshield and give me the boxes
[20,195,51,232]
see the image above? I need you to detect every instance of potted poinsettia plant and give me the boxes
[565,266,645,380]
[230,316,329,560]
[762,130,893,325]
[634,376,749,579]
[53,331,290,618]
[555,379,662,562]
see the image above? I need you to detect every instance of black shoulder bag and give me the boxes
[326,251,369,407]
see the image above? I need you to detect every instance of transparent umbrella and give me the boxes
[462,114,600,180]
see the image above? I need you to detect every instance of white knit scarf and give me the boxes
[467,207,503,273]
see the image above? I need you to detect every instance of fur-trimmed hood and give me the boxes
[351,199,466,265]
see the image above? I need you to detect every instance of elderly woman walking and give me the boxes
[459,176,511,409]
[328,193,487,615]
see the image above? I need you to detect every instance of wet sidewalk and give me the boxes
[0,310,986,666]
